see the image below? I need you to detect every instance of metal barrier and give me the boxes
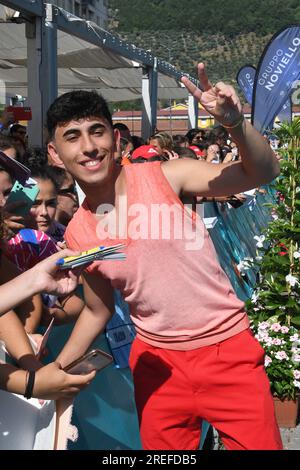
[204,188,275,301]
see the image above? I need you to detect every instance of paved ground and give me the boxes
[280,424,300,450]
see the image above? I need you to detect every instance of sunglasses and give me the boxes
[58,185,77,196]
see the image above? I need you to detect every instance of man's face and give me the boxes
[48,117,117,190]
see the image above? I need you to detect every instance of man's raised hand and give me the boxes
[181,63,243,127]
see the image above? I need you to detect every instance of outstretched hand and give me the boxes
[181,63,242,127]
[0,249,88,317]
[32,249,82,296]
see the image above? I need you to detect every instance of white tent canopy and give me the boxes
[0,20,188,101]
[0,66,188,101]
[0,22,132,68]
[0,2,197,143]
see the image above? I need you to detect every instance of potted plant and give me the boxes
[245,118,300,427]
[249,318,300,427]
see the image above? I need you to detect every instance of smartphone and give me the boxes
[0,150,31,184]
[36,317,55,360]
[63,349,113,375]
[6,178,39,216]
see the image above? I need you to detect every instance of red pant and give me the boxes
[129,329,283,450]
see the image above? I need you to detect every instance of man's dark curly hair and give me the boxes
[46,90,113,139]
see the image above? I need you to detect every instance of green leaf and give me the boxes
[291,316,300,326]
[264,305,281,310]
[286,299,298,308]
[267,315,280,324]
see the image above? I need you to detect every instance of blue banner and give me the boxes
[278,97,292,123]
[252,25,300,133]
[237,65,292,126]
[236,65,256,105]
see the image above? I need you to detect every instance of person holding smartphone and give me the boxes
[46,63,282,450]
[0,240,96,399]
[0,163,28,238]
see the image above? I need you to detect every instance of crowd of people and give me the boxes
[113,122,241,164]
[0,63,283,450]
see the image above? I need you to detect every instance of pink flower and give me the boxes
[275,351,288,360]
[270,323,282,332]
[293,370,300,380]
[293,380,300,389]
[281,326,289,334]
[258,321,270,330]
[264,356,272,367]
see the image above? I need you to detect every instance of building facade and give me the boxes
[49,0,108,28]
[112,103,300,137]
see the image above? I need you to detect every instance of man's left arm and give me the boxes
[162,118,280,198]
[169,63,280,196]
[225,116,280,182]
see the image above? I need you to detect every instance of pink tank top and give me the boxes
[65,162,248,350]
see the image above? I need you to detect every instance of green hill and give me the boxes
[107,0,300,88]
[110,30,273,87]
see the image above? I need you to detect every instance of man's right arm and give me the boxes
[56,271,114,368]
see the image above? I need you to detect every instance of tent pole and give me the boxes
[188,94,198,130]
[26,3,57,146]
[141,62,158,141]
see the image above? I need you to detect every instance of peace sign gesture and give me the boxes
[181,63,243,128]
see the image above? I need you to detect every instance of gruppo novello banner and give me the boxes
[252,25,300,133]
[236,65,256,105]
[237,64,292,126]
[277,97,292,124]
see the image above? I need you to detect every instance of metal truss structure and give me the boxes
[0,0,199,144]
